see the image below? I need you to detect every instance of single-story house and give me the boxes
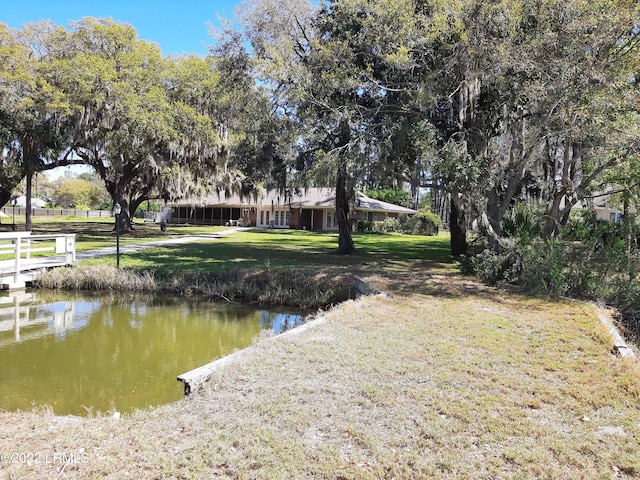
[166,188,416,231]
[592,196,623,222]
[12,196,47,208]
[570,192,623,223]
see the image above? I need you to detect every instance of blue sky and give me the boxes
[2,0,242,56]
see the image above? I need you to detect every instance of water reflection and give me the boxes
[0,291,305,415]
[259,311,306,334]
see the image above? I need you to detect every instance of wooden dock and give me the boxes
[0,232,76,290]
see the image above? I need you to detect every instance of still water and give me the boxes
[0,291,304,416]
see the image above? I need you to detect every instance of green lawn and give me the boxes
[77,228,453,277]
[5,217,452,271]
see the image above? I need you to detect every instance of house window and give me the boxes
[272,210,289,227]
[367,211,373,222]
[260,211,264,225]
[327,211,337,229]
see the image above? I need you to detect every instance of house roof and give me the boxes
[354,192,417,214]
[13,196,47,208]
[171,188,417,214]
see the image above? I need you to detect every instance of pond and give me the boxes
[0,290,305,416]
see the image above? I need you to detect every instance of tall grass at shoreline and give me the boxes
[35,265,359,309]
[35,265,156,291]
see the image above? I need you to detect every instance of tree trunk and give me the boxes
[623,192,633,275]
[336,166,355,255]
[22,138,37,232]
[114,199,132,233]
[25,172,33,231]
[450,193,468,256]
[129,196,147,221]
[543,192,564,237]
[0,189,12,209]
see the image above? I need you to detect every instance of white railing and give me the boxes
[0,232,76,287]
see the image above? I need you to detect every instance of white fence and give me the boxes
[0,207,113,219]
[0,232,76,289]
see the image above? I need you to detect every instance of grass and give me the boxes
[2,222,640,478]
[77,228,452,276]
[36,266,361,309]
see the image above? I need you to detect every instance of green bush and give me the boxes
[374,211,441,236]
[466,238,569,295]
[357,220,373,231]
[375,217,399,232]
[520,239,568,296]
[502,203,543,244]
[415,211,442,235]
[464,239,522,286]
[468,210,640,318]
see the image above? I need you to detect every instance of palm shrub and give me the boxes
[501,202,544,244]
[466,203,541,288]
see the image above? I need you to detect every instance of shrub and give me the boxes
[375,217,399,232]
[415,211,442,235]
[501,203,543,244]
[357,220,373,232]
[469,210,640,311]
[375,211,441,236]
[464,239,522,286]
[520,239,568,296]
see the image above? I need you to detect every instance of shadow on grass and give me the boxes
[79,229,465,304]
